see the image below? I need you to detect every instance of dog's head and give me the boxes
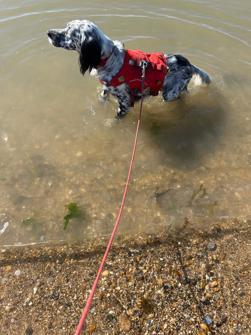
[48,20,112,75]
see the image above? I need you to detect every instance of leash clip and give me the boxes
[140,60,148,79]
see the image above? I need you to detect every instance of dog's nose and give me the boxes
[47,30,54,39]
[47,29,60,38]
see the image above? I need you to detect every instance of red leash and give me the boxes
[74,62,147,335]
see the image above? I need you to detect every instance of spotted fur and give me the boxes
[48,20,210,118]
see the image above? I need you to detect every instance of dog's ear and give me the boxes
[79,36,101,75]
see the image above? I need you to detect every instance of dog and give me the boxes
[48,20,210,118]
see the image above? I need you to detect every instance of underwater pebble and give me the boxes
[0,130,8,143]
[0,214,10,235]
[216,315,228,327]
[204,315,213,325]
[0,221,9,235]
[207,242,217,251]
[14,269,21,277]
[209,280,219,288]
[104,118,116,127]
[234,192,241,200]
[86,322,96,333]
[25,325,33,335]
[147,319,153,326]
[200,323,209,332]
[201,296,211,305]
[106,310,116,322]
[102,270,109,277]
[118,314,131,331]
[5,305,12,312]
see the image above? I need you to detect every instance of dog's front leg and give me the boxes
[111,85,131,119]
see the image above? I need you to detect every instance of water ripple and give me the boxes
[170,10,251,32]
[239,59,251,67]
[145,11,251,48]
[0,8,84,24]
[0,9,150,24]
[122,35,156,42]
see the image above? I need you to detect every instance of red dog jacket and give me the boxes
[104,49,169,105]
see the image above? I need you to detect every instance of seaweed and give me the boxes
[188,183,207,206]
[22,218,35,226]
[63,202,81,230]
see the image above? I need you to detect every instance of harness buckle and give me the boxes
[140,61,148,79]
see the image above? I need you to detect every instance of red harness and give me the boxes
[101,49,169,105]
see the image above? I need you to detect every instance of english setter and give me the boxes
[48,20,210,118]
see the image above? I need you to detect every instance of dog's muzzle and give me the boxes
[47,29,64,47]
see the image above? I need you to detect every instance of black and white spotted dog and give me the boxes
[48,20,210,118]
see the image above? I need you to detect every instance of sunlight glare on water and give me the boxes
[0,0,251,245]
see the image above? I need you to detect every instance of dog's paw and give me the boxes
[99,93,109,103]
[99,96,108,103]
[115,113,125,120]
[115,108,128,119]
[115,111,128,119]
[98,87,110,103]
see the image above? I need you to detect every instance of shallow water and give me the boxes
[0,0,251,245]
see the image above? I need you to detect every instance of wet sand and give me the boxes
[1,218,250,335]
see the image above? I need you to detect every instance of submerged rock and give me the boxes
[25,325,33,335]
[207,242,217,251]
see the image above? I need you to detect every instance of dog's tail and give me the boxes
[169,54,211,85]
[191,65,211,85]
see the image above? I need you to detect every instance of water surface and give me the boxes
[0,0,251,245]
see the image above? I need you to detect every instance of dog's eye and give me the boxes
[71,31,79,39]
